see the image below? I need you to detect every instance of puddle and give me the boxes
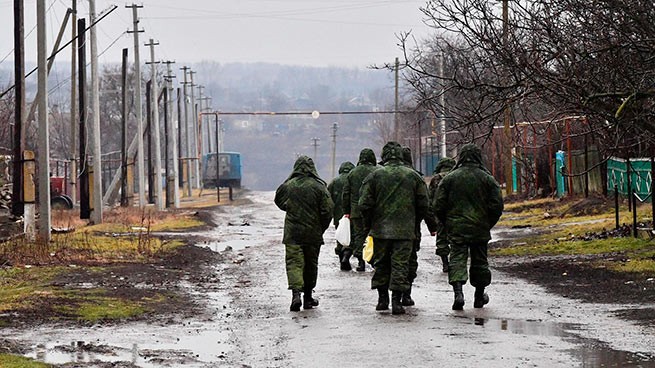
[467,317,654,366]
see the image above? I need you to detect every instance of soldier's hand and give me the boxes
[430,232,436,236]
[344,214,350,219]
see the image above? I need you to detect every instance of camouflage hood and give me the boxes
[357,148,376,166]
[338,161,355,174]
[433,157,456,174]
[454,143,488,172]
[286,155,326,185]
[380,141,404,165]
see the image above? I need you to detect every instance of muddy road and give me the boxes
[6,191,655,367]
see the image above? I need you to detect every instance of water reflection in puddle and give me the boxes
[470,317,654,366]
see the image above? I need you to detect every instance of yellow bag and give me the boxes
[362,236,374,263]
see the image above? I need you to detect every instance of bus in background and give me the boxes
[202,152,242,188]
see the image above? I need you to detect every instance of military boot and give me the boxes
[356,256,366,272]
[401,285,415,306]
[452,282,465,310]
[340,248,353,271]
[376,287,389,310]
[303,289,319,309]
[290,290,302,312]
[474,287,489,308]
[440,255,449,273]
[391,291,406,315]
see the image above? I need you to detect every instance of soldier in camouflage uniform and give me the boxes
[427,157,456,273]
[275,156,334,311]
[359,142,429,315]
[328,161,355,259]
[342,148,378,271]
[434,143,503,310]
[401,146,437,307]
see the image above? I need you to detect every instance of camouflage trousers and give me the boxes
[448,241,491,288]
[435,221,450,257]
[285,243,321,292]
[408,239,420,285]
[371,238,412,292]
[348,217,367,258]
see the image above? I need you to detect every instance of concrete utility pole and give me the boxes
[145,39,163,210]
[439,51,447,159]
[126,3,146,207]
[37,0,51,241]
[163,61,179,208]
[394,57,400,142]
[69,0,77,206]
[196,85,206,155]
[89,0,102,223]
[502,0,513,196]
[180,66,192,197]
[12,0,26,218]
[331,122,338,180]
[311,137,320,162]
[120,48,130,207]
[78,17,90,220]
[189,70,200,189]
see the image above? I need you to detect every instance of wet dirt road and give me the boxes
[8,191,655,367]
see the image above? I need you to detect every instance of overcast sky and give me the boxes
[0,0,434,69]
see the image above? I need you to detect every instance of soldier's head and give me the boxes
[434,157,456,174]
[380,141,403,164]
[338,161,355,174]
[358,148,376,166]
[292,155,319,177]
[455,143,484,168]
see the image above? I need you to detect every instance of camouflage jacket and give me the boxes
[359,142,429,240]
[275,156,334,245]
[342,148,378,219]
[427,157,456,223]
[327,161,354,226]
[434,144,503,244]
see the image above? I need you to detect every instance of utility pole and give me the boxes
[163,60,179,208]
[145,39,163,210]
[78,18,90,219]
[120,48,129,207]
[189,70,200,189]
[394,57,400,142]
[69,0,77,206]
[197,85,206,155]
[12,0,25,218]
[502,0,513,196]
[439,51,447,158]
[180,66,192,196]
[311,137,320,163]
[126,3,146,207]
[37,0,51,241]
[331,122,338,180]
[89,0,102,223]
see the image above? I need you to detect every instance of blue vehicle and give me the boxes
[202,152,242,188]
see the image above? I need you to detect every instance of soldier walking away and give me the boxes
[359,142,429,315]
[428,157,456,272]
[401,146,437,307]
[275,156,334,311]
[434,143,503,310]
[342,148,378,271]
[328,161,355,260]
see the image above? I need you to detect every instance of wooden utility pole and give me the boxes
[12,0,25,218]
[502,0,513,196]
[120,48,130,207]
[311,137,320,162]
[78,17,90,219]
[146,39,163,210]
[69,0,77,206]
[394,57,400,142]
[126,3,146,208]
[37,0,51,241]
[89,0,103,223]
